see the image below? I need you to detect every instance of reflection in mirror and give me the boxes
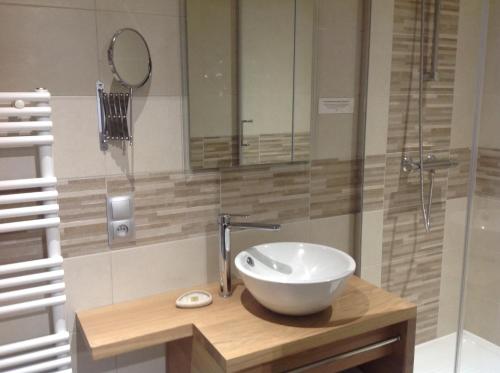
[186,0,313,169]
[108,28,152,89]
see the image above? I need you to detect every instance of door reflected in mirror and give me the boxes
[186,0,313,169]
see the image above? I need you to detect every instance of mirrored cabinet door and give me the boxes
[185,0,313,169]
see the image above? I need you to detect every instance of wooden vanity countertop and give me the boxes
[77,276,416,372]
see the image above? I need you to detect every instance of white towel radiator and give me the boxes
[0,89,72,372]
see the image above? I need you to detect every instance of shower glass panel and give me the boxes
[360,0,499,372]
[457,0,500,371]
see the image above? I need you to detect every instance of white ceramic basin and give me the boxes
[235,242,356,316]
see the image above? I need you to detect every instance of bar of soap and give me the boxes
[175,290,213,309]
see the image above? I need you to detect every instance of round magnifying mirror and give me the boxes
[108,28,152,88]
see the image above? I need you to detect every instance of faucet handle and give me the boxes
[218,212,249,224]
[219,212,248,217]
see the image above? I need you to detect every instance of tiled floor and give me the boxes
[415,331,500,373]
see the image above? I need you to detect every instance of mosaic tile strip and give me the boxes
[293,133,311,162]
[259,134,293,164]
[191,133,311,168]
[3,154,370,259]
[447,147,470,199]
[107,171,220,248]
[221,163,310,223]
[241,135,260,165]
[475,147,500,200]
[0,230,45,265]
[0,197,37,264]
[363,155,386,211]
[58,177,108,258]
[190,136,239,169]
[310,158,362,219]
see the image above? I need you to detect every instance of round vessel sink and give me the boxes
[235,242,356,316]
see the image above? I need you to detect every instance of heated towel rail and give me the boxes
[0,89,72,372]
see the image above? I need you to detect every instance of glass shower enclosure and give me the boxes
[359,0,500,371]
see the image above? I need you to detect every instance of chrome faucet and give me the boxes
[218,213,280,297]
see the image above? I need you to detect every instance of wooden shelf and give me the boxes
[78,276,416,372]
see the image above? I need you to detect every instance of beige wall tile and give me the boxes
[111,235,218,303]
[116,345,165,373]
[313,115,359,160]
[52,97,107,178]
[450,0,483,149]
[464,294,500,345]
[0,96,106,179]
[482,0,500,97]
[97,0,180,16]
[360,265,382,287]
[364,0,394,156]
[476,0,500,149]
[466,197,500,302]
[437,198,467,336]
[442,197,467,255]
[316,0,361,98]
[0,312,51,346]
[104,96,184,175]
[0,148,38,182]
[360,209,384,268]
[96,11,181,97]
[311,0,363,161]
[436,259,462,337]
[63,252,113,334]
[0,5,98,95]
[309,214,356,256]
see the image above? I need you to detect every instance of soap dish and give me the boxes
[175,290,213,309]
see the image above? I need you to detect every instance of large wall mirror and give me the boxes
[185,0,314,169]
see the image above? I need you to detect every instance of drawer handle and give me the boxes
[287,336,401,373]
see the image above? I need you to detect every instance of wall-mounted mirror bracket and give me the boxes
[96,80,132,151]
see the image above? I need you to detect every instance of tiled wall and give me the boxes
[363,0,470,344]
[475,147,500,199]
[53,161,360,260]
[388,0,463,344]
[190,133,311,169]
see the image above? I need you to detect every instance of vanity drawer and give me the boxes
[241,321,414,373]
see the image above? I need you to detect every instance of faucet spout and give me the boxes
[229,222,281,231]
[218,213,280,297]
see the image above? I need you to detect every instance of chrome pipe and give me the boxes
[424,0,441,81]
